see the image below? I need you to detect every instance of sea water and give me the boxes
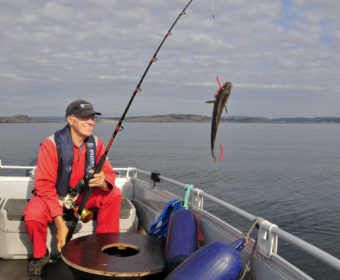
[0,122,339,279]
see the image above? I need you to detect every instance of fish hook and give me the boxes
[216,144,223,162]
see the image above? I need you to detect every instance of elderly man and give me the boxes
[24,100,122,277]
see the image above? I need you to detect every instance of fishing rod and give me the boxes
[66,0,194,242]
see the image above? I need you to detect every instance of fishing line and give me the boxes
[211,0,223,98]
[212,0,215,20]
[211,0,220,80]
[66,0,195,242]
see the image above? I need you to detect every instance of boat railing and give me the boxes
[134,168,340,273]
[0,160,36,170]
[0,160,37,176]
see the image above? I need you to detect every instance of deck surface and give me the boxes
[0,258,74,280]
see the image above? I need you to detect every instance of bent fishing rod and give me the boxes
[66,0,194,242]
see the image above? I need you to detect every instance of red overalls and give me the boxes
[23,136,122,258]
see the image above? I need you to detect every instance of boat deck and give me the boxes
[0,258,73,280]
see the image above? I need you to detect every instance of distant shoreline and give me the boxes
[1,114,340,124]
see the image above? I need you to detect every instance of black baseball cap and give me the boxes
[65,100,102,117]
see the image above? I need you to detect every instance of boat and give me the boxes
[0,160,339,279]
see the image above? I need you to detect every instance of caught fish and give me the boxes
[206,80,233,162]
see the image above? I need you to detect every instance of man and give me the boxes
[24,100,122,277]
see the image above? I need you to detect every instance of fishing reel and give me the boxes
[59,194,94,223]
[73,206,94,223]
[62,193,79,210]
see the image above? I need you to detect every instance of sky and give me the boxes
[1,0,340,118]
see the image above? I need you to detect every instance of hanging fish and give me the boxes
[206,78,233,162]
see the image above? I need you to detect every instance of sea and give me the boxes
[0,122,339,279]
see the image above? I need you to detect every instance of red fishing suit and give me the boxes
[24,135,122,258]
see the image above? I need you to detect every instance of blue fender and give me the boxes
[165,208,198,272]
[165,238,245,280]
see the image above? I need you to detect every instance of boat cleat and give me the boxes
[257,219,278,258]
[191,188,204,212]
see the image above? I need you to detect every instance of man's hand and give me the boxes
[54,215,69,252]
[88,171,107,189]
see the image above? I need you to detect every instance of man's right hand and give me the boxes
[54,215,69,252]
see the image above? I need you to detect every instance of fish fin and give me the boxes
[206,100,215,104]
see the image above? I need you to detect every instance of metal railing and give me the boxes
[0,160,36,170]
[135,168,340,272]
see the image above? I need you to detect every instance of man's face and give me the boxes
[67,114,96,139]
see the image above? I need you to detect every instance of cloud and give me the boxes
[0,0,339,117]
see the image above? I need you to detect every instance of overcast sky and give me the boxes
[1,0,339,118]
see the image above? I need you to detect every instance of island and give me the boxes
[1,114,340,124]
